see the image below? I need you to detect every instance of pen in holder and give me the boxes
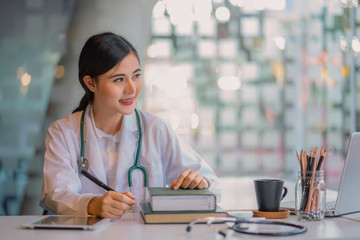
[295,148,327,221]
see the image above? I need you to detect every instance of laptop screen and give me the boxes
[333,132,360,216]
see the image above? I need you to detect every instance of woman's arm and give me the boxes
[156,119,222,201]
[41,119,98,215]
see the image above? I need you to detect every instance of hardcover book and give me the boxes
[140,202,228,224]
[148,187,217,211]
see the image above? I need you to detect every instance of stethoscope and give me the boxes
[186,216,307,237]
[77,108,149,193]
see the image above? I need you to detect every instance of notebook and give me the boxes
[21,216,111,230]
[281,132,360,217]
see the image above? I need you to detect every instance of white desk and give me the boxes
[1,177,360,240]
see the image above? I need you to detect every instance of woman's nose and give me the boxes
[124,79,136,95]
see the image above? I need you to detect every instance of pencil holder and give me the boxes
[295,170,326,221]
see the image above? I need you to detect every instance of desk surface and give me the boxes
[3,213,360,240]
[2,177,360,240]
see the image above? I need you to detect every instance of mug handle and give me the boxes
[280,186,288,201]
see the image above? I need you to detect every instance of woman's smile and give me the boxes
[119,97,135,105]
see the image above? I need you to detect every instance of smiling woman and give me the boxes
[39,32,221,219]
[83,53,142,135]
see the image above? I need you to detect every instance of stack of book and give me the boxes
[140,187,228,224]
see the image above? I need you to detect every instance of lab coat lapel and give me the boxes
[83,107,107,185]
[114,111,139,191]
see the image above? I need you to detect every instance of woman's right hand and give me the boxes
[87,191,136,219]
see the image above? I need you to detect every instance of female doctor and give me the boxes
[40,32,221,219]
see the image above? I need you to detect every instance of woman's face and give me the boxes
[91,53,142,116]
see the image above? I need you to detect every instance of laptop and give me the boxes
[281,132,360,217]
[325,132,360,216]
[21,216,111,230]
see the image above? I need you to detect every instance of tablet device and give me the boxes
[21,216,111,230]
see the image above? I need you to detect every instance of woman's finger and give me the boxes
[180,170,198,189]
[122,191,136,200]
[188,175,203,189]
[195,178,209,189]
[110,192,136,205]
[171,169,191,190]
[103,209,125,219]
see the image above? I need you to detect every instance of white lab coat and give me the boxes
[40,105,221,215]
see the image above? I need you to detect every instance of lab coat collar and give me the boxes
[121,109,139,134]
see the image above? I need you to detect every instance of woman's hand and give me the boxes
[170,168,209,190]
[87,191,136,219]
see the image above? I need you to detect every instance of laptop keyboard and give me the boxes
[326,201,336,210]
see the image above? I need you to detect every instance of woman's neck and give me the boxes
[92,105,123,135]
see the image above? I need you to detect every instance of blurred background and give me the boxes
[0,0,359,215]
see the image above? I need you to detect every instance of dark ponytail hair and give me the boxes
[73,32,140,113]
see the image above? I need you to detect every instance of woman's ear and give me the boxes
[83,75,96,92]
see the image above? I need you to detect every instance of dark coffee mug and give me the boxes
[254,179,288,212]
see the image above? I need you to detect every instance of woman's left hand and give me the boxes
[170,168,209,190]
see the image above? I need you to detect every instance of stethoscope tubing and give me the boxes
[186,217,307,237]
[78,108,148,192]
[128,109,148,187]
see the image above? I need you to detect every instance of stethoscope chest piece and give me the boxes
[78,157,89,173]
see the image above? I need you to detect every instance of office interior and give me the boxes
[0,0,359,216]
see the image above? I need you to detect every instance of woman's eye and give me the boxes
[114,77,124,82]
[132,74,141,80]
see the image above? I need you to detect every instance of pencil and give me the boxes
[305,149,318,213]
[296,151,301,166]
[319,150,327,170]
[310,181,317,212]
[317,148,324,170]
